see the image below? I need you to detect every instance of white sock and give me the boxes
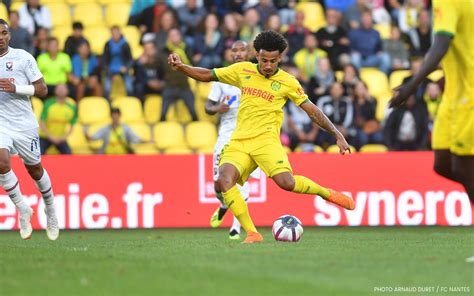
[35,169,55,211]
[0,170,29,213]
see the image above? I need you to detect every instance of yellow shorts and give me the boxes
[432,97,474,155]
[218,133,292,185]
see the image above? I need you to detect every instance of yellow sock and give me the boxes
[222,185,257,233]
[292,175,330,198]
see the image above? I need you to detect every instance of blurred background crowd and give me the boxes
[0,0,442,155]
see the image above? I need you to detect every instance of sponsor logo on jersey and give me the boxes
[241,86,274,102]
[296,87,305,97]
[244,75,251,79]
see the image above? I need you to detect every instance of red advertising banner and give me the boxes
[0,152,472,230]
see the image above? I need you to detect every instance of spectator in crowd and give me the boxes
[33,26,48,58]
[157,28,198,121]
[293,34,327,85]
[341,63,360,97]
[316,82,360,148]
[127,0,155,26]
[324,0,356,13]
[423,82,442,124]
[308,57,335,102]
[135,0,174,34]
[18,0,51,35]
[383,26,410,70]
[349,10,391,74]
[252,0,278,27]
[39,84,77,155]
[207,0,245,17]
[264,13,282,32]
[273,0,296,26]
[366,0,391,25]
[406,8,431,56]
[239,8,261,44]
[283,10,311,60]
[352,81,384,146]
[64,22,88,58]
[192,13,224,68]
[134,41,163,102]
[285,101,319,151]
[221,13,242,49]
[344,0,368,30]
[177,0,206,48]
[315,8,350,70]
[398,0,423,33]
[383,94,428,151]
[37,37,72,98]
[221,48,234,67]
[70,41,101,100]
[8,10,33,54]
[102,26,134,100]
[153,10,179,51]
[386,0,403,24]
[86,108,142,155]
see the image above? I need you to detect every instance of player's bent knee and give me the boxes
[0,159,11,174]
[274,176,295,192]
[216,176,235,193]
[25,163,43,180]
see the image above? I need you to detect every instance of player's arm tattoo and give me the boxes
[300,100,339,137]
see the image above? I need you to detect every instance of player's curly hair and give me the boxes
[253,30,288,53]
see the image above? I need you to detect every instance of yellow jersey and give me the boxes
[40,98,77,137]
[433,0,474,108]
[212,62,308,140]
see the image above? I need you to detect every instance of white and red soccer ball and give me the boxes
[272,215,303,242]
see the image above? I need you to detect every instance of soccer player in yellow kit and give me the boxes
[169,31,355,243]
[391,0,474,203]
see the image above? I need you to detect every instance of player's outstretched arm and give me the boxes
[168,53,214,82]
[0,77,47,97]
[390,34,451,108]
[300,101,351,154]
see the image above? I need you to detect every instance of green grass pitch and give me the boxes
[0,227,472,296]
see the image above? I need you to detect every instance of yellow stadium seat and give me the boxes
[295,2,326,32]
[11,2,25,12]
[46,3,72,28]
[78,96,111,125]
[196,146,214,154]
[326,144,356,153]
[45,146,60,155]
[73,3,104,27]
[52,26,72,51]
[31,97,43,122]
[121,25,141,47]
[128,123,152,142]
[41,0,67,3]
[153,122,186,150]
[68,124,94,154]
[168,100,193,124]
[67,0,96,4]
[375,92,392,121]
[360,68,390,97]
[294,145,324,153]
[335,71,343,82]
[373,24,391,39]
[359,144,388,153]
[389,70,411,90]
[111,96,145,124]
[105,2,131,27]
[428,69,444,82]
[86,123,107,151]
[185,121,217,150]
[164,147,193,155]
[131,143,158,155]
[0,3,8,20]
[144,95,162,124]
[83,26,110,55]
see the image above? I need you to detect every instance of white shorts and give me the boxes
[0,128,41,165]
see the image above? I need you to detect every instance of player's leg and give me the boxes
[159,88,174,121]
[15,129,59,240]
[217,141,262,243]
[253,135,355,210]
[433,149,458,181]
[451,155,474,203]
[228,182,250,240]
[180,89,199,121]
[0,131,33,239]
[210,142,228,228]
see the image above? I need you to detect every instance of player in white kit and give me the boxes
[0,19,59,240]
[206,40,259,240]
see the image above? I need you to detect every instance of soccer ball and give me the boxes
[272,215,303,242]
